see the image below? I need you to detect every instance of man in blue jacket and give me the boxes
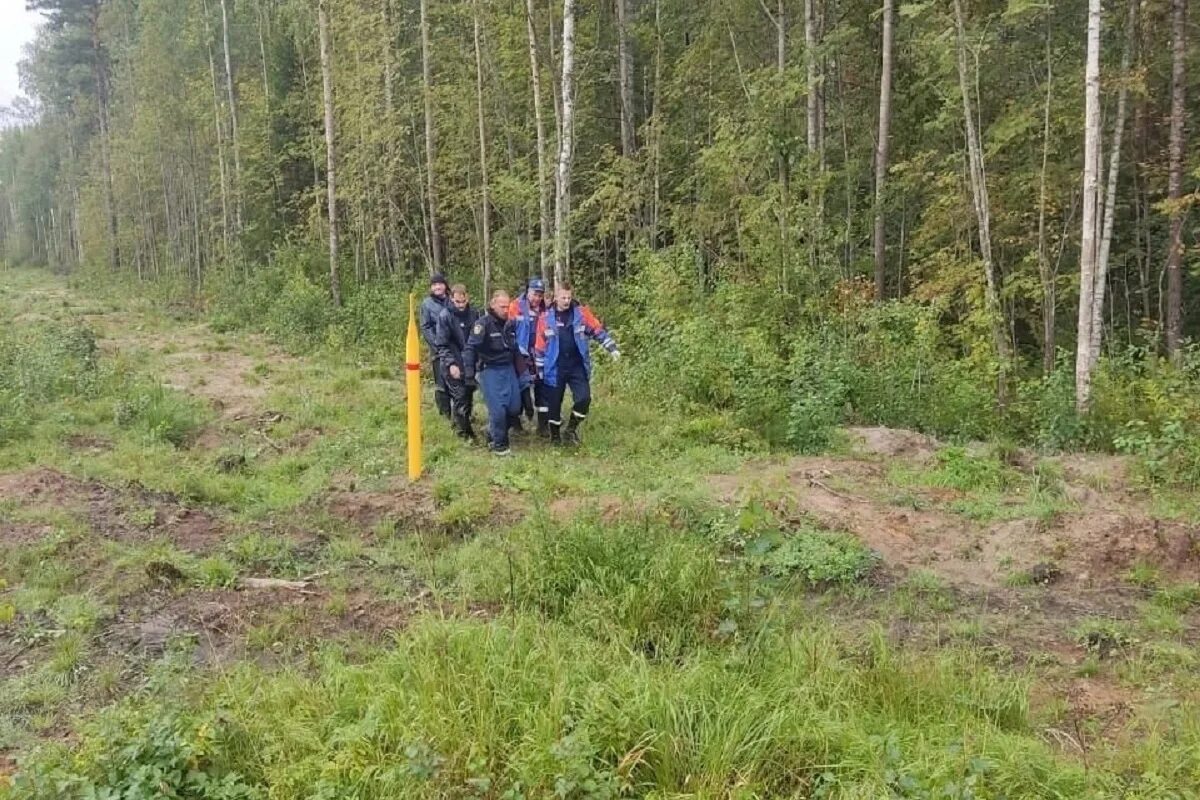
[463,290,523,456]
[507,277,548,435]
[534,283,620,446]
[419,272,451,419]
[433,284,479,441]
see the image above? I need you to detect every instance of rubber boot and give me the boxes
[549,422,562,446]
[453,410,474,442]
[536,411,550,438]
[564,413,583,446]
[509,414,526,437]
[434,389,452,419]
[521,387,535,421]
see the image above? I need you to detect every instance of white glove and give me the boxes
[610,350,621,362]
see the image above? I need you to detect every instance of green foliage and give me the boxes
[921,447,1016,492]
[113,383,207,447]
[747,527,878,585]
[11,616,1122,799]
[0,322,100,444]
[459,514,723,654]
[7,705,260,800]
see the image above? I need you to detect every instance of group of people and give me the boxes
[419,273,620,456]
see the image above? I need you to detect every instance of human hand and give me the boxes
[449,364,462,380]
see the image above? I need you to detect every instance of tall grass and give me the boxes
[15,615,1196,799]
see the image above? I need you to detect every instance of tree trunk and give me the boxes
[1165,0,1187,359]
[616,0,636,158]
[220,0,243,234]
[526,0,550,276]
[952,0,1011,379]
[553,0,577,288]
[650,0,662,249]
[805,0,823,269]
[90,16,120,271]
[419,0,443,272]
[872,0,894,302]
[474,0,493,298]
[1037,14,1055,375]
[1076,0,1102,412]
[1089,0,1137,371]
[317,0,341,307]
[201,0,231,257]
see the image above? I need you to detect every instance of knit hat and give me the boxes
[430,272,448,287]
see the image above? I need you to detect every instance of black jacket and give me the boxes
[462,309,519,379]
[420,293,449,348]
[433,304,479,373]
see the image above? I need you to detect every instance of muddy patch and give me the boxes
[846,426,939,461]
[0,469,226,552]
[103,582,462,665]
[708,446,1200,595]
[326,482,439,532]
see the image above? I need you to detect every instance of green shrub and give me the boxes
[921,446,1016,492]
[760,528,878,584]
[12,616,1143,798]
[113,382,207,447]
[460,515,723,654]
[0,321,100,444]
[8,705,259,800]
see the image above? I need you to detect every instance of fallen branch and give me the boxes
[239,576,314,591]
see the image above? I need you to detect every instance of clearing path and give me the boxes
[1,269,1198,789]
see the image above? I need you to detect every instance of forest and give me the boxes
[0,0,1196,451]
[2,1,1200,796]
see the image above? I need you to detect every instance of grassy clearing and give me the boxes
[2,269,1200,798]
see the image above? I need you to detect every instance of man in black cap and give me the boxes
[420,272,452,418]
[433,284,480,440]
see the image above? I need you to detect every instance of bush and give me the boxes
[0,322,100,444]
[7,705,260,800]
[113,382,207,447]
[760,528,879,584]
[459,514,723,655]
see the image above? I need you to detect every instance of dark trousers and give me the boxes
[478,366,522,448]
[430,358,451,417]
[545,365,591,425]
[445,376,475,430]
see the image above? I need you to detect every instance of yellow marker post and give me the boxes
[405,293,423,481]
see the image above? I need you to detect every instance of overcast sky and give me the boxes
[0,4,43,108]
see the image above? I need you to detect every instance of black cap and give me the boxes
[430,272,448,286]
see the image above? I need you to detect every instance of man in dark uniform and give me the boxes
[433,284,479,441]
[419,272,451,418]
[462,290,523,456]
[534,283,620,446]
[507,277,548,435]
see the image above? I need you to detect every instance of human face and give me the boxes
[490,292,511,317]
[431,282,448,299]
[554,287,573,311]
[451,291,469,311]
[528,287,545,307]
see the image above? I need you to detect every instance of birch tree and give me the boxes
[473,0,493,297]
[872,0,894,302]
[317,0,341,307]
[419,0,442,272]
[1165,0,1188,359]
[616,0,636,159]
[526,0,550,275]
[952,0,1011,379]
[1089,0,1137,372]
[1075,0,1102,411]
[553,0,576,288]
[220,0,243,233]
